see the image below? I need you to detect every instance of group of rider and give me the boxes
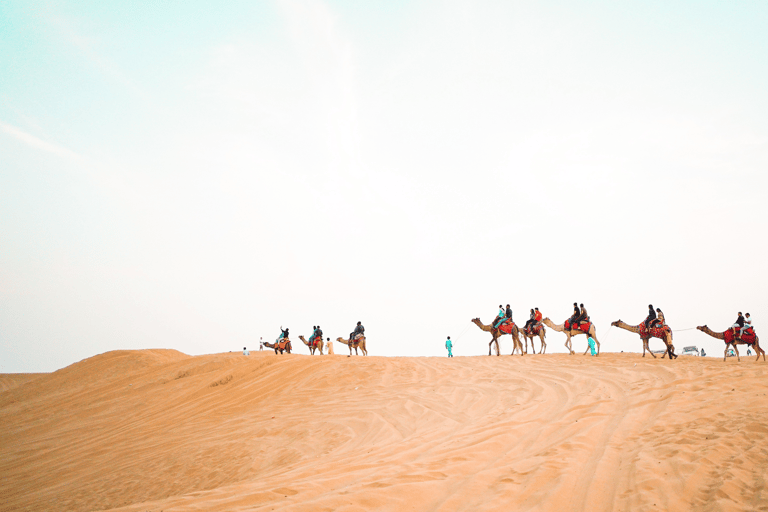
[731,312,753,338]
[276,322,365,346]
[567,303,590,330]
[643,304,667,331]
[493,305,545,333]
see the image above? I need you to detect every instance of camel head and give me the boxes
[696,325,707,332]
[471,318,481,325]
[336,337,347,344]
[611,320,621,327]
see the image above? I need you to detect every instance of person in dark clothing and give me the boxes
[644,305,656,330]
[314,326,323,345]
[350,321,365,344]
[577,303,588,324]
[505,304,513,321]
[568,302,579,328]
[731,312,744,336]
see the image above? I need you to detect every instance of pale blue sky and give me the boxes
[2,1,767,372]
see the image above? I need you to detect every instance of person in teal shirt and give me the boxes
[493,305,507,328]
[445,336,453,357]
[587,336,597,356]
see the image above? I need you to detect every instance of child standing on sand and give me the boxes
[587,336,596,356]
[446,336,453,357]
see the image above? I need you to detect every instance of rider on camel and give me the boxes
[505,304,513,325]
[731,312,745,337]
[740,313,753,338]
[493,305,506,329]
[534,307,542,330]
[568,302,579,329]
[524,309,536,332]
[350,321,365,344]
[652,308,665,329]
[577,303,589,328]
[314,326,323,345]
[644,305,656,331]
[277,327,289,344]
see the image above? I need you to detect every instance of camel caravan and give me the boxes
[472,303,762,362]
[266,322,368,357]
[265,306,760,363]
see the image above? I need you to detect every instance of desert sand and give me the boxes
[1,350,767,512]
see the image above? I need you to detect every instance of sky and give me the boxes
[1,0,767,373]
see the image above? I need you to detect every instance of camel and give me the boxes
[610,320,676,359]
[542,318,600,355]
[336,336,367,356]
[520,324,547,354]
[471,318,524,356]
[299,335,324,355]
[264,339,292,354]
[696,325,765,362]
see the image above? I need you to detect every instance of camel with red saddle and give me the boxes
[336,336,367,356]
[696,325,764,362]
[471,318,524,356]
[264,339,292,354]
[610,320,675,359]
[521,323,547,354]
[299,335,324,355]
[542,318,600,355]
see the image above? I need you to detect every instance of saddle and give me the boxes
[725,327,757,345]
[498,320,516,335]
[638,324,671,339]
[309,336,320,347]
[524,323,543,336]
[278,338,290,350]
[564,319,591,333]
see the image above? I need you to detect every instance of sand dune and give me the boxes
[1,350,767,511]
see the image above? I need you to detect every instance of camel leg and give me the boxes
[723,344,729,362]
[646,339,656,358]
[540,334,546,354]
[734,344,740,362]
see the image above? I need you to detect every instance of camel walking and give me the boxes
[336,336,368,356]
[471,318,524,356]
[299,335,324,355]
[610,320,676,359]
[521,325,547,354]
[697,325,765,362]
[542,318,600,355]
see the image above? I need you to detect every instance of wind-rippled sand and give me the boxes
[2,350,767,511]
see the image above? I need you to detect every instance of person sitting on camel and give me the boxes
[493,305,506,329]
[577,303,589,328]
[567,302,579,329]
[276,327,289,344]
[524,309,536,332]
[731,312,744,337]
[644,305,656,331]
[350,321,365,343]
[533,307,542,330]
[314,326,323,345]
[739,313,752,338]
[653,308,665,329]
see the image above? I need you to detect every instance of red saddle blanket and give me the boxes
[638,324,671,339]
[524,324,543,336]
[278,339,290,350]
[309,336,320,347]
[498,320,517,334]
[564,320,591,333]
[724,328,757,345]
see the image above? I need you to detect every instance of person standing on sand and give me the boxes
[243,346,250,356]
[259,337,263,351]
[446,336,453,357]
[326,337,334,355]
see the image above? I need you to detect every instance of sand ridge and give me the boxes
[1,351,767,511]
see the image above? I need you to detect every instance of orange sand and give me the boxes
[1,350,767,511]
